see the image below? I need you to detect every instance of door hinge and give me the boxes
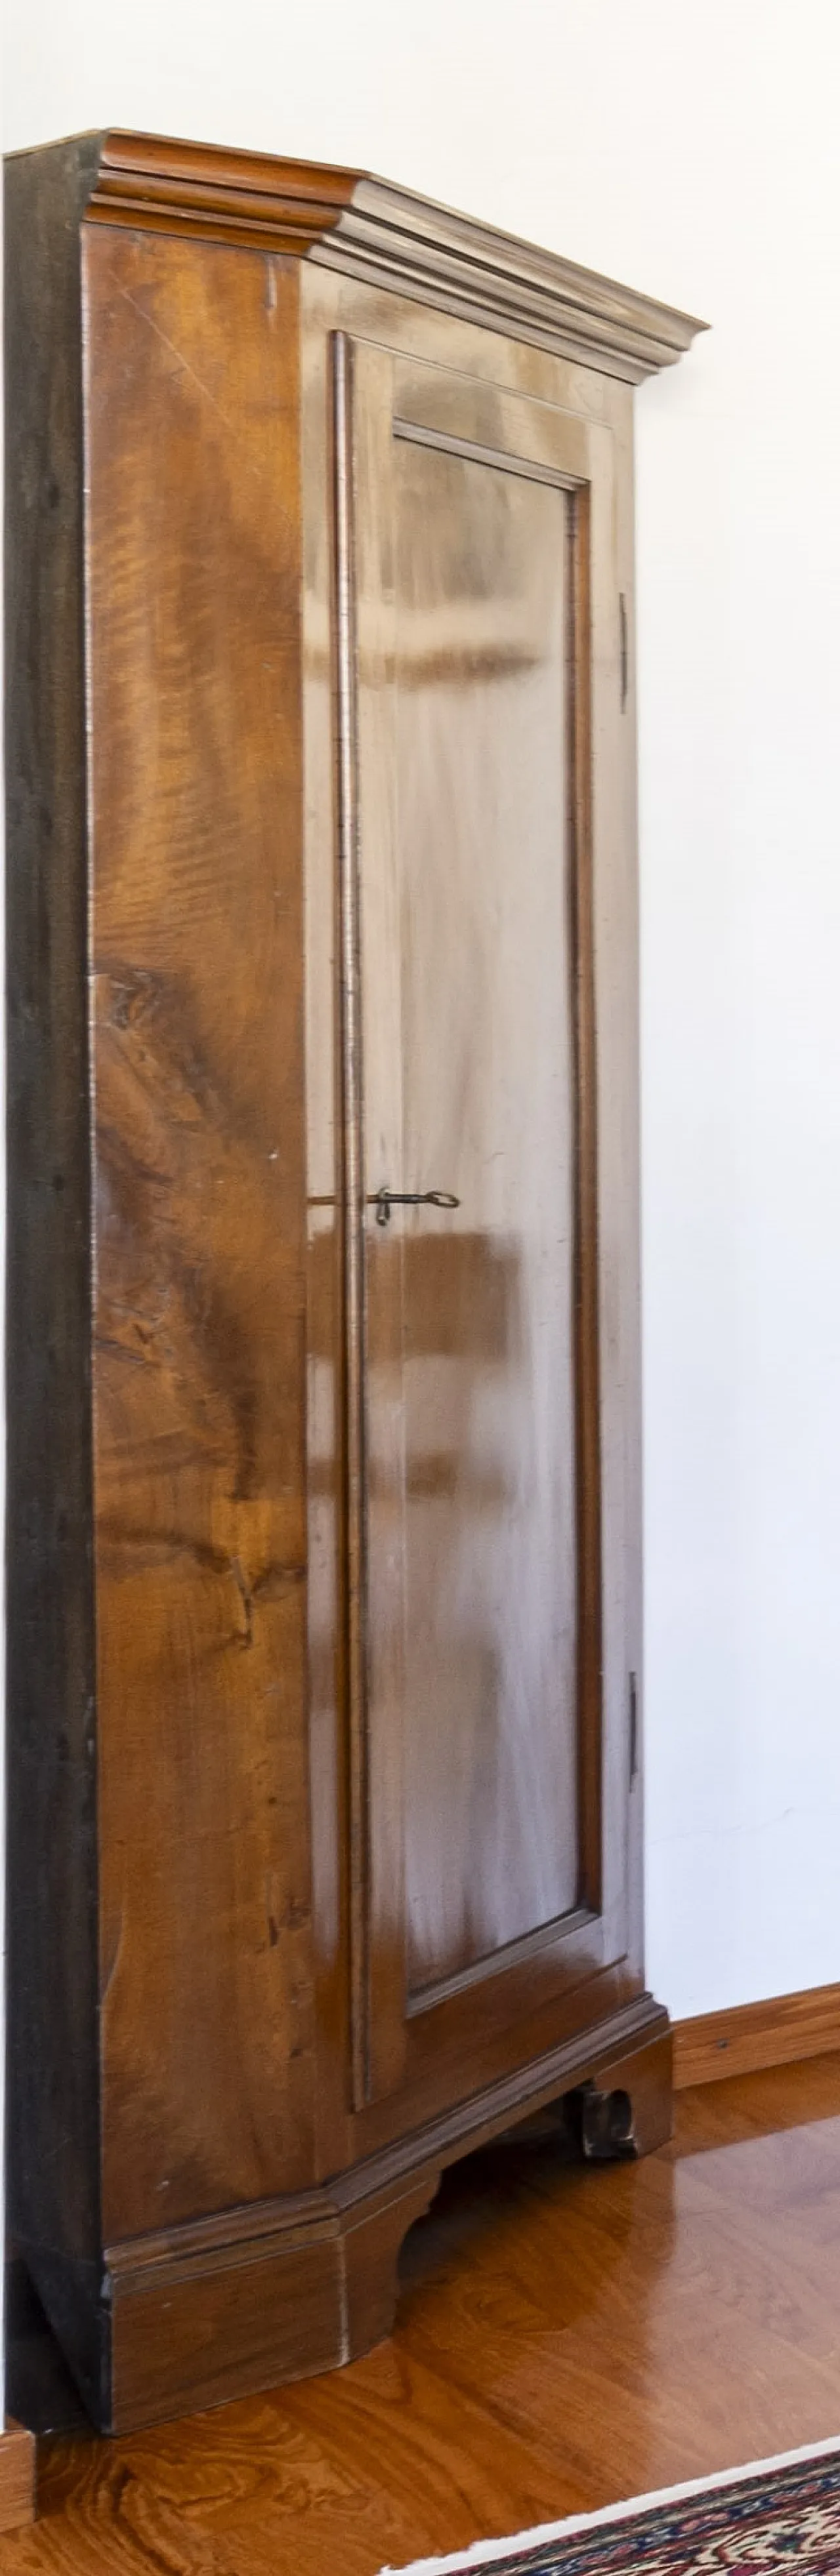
[629,1671,639,1785]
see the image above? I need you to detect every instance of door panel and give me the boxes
[392,438,578,1995]
[335,338,627,2109]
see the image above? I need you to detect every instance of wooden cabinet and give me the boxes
[4,132,704,2431]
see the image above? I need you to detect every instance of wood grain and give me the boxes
[85,128,358,252]
[83,225,312,2241]
[5,2063,840,2569]
[674,1982,840,2089]
[0,2430,35,2539]
[6,138,678,2434]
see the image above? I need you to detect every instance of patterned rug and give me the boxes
[380,2439,840,2573]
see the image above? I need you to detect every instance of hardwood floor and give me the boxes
[3,2056,840,2571]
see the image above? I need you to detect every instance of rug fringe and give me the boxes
[377,2430,840,2575]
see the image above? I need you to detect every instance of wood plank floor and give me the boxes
[3,2056,840,2571]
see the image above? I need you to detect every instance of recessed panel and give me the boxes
[364,430,579,1997]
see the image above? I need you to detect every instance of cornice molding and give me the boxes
[317,176,705,382]
[83,131,358,255]
[78,130,706,384]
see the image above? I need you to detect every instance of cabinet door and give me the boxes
[335,337,636,2110]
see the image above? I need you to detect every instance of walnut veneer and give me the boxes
[4,131,704,2431]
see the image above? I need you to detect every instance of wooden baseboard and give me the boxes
[0,2421,36,2533]
[673,1980,840,2091]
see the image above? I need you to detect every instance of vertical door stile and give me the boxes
[568,481,604,1920]
[333,334,409,2107]
[333,333,369,2110]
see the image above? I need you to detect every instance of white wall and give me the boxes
[5,0,840,2022]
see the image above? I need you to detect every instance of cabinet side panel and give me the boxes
[83,228,314,2235]
[4,142,104,2325]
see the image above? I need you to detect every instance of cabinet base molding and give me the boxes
[22,1997,670,2433]
[0,2423,36,2533]
[673,1982,840,2091]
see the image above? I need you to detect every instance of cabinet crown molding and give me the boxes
[34,127,707,383]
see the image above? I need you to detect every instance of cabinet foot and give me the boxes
[342,2172,442,2360]
[582,2023,674,2157]
[496,2020,673,2163]
[100,2168,444,2428]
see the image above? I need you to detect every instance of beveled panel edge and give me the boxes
[7,129,707,382]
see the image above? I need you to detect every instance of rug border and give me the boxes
[377,2431,840,2575]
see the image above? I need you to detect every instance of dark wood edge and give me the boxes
[105,1992,670,2288]
[11,2246,108,2431]
[4,129,103,2323]
[5,131,706,380]
[0,2423,36,2533]
[673,1982,840,2090]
